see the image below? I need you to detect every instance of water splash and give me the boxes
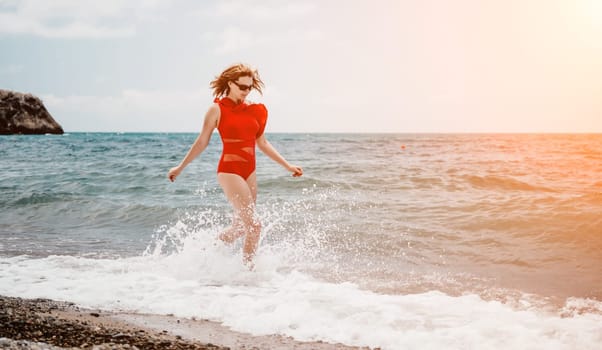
[140,183,359,284]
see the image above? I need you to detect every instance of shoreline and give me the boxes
[0,295,370,350]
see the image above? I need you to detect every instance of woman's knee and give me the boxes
[237,203,260,232]
[245,216,261,232]
[240,214,261,236]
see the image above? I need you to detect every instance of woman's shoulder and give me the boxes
[208,100,221,111]
[205,101,221,120]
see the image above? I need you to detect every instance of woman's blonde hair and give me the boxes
[210,63,264,98]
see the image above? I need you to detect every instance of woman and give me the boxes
[167,63,303,268]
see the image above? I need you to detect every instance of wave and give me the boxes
[4,191,80,207]
[258,176,342,190]
[1,249,601,349]
[407,175,445,189]
[463,175,556,192]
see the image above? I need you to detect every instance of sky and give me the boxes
[1,0,601,133]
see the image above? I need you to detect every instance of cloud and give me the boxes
[0,63,24,75]
[41,88,212,132]
[192,0,316,21]
[205,26,322,54]
[211,0,316,20]
[0,0,168,38]
[195,0,320,53]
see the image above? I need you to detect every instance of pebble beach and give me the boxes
[0,295,368,350]
[0,295,227,350]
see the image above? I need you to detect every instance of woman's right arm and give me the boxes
[168,104,220,182]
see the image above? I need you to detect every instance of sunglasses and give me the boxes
[231,81,253,92]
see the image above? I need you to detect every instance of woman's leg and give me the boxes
[218,172,257,243]
[217,172,261,266]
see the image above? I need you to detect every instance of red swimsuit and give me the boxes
[215,97,268,180]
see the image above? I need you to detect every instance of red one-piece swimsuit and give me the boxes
[215,97,268,180]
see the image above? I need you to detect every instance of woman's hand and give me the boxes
[287,165,303,177]
[168,166,183,182]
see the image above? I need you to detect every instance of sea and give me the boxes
[1,133,601,349]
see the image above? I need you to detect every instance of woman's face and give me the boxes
[229,76,253,102]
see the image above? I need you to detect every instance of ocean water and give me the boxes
[1,133,601,349]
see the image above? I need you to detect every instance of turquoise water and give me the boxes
[1,133,601,349]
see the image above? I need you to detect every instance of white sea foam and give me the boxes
[1,223,601,350]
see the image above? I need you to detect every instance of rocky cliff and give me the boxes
[0,89,64,135]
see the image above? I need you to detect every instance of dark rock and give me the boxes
[0,89,63,135]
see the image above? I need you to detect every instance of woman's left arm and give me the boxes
[256,134,303,177]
